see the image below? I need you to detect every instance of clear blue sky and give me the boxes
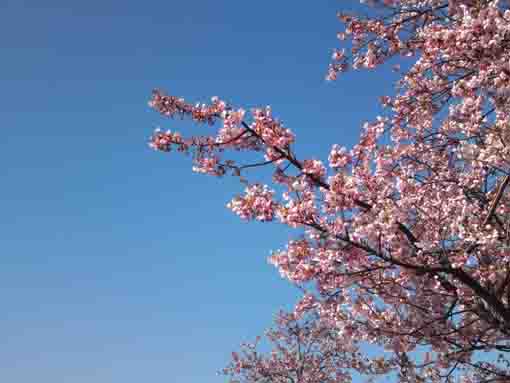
[1,1,398,382]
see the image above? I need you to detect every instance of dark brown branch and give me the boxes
[483,175,510,226]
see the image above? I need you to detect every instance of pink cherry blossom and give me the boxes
[149,1,510,381]
[227,184,277,222]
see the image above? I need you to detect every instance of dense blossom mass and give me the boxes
[149,1,510,381]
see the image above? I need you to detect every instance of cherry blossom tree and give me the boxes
[149,1,510,381]
[221,310,391,383]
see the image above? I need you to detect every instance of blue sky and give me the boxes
[1,1,398,382]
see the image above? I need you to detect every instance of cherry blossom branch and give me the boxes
[483,175,510,226]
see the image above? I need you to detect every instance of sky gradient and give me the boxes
[1,1,398,382]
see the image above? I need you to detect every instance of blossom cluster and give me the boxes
[227,184,277,222]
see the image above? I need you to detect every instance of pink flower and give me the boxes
[227,184,276,222]
[329,145,351,168]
